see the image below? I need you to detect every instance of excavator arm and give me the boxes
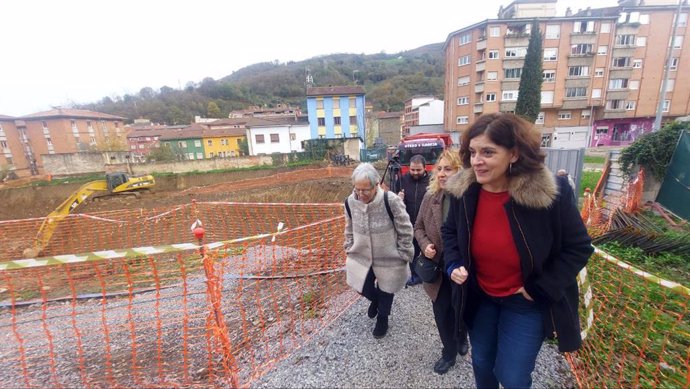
[32,180,108,256]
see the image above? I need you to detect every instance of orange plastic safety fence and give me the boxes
[0,202,356,388]
[566,252,689,388]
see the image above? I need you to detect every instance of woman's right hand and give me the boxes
[451,266,468,285]
[424,244,436,258]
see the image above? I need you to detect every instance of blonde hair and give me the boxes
[427,149,461,194]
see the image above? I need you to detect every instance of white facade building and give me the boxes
[245,117,310,156]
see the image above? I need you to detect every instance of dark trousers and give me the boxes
[434,272,467,360]
[361,268,394,317]
[410,239,421,280]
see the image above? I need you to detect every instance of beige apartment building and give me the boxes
[444,0,690,147]
[0,109,126,176]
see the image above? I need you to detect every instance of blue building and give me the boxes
[306,86,366,140]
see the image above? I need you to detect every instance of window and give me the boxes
[485,93,496,102]
[207,139,212,146]
[606,100,624,110]
[608,78,629,89]
[502,90,519,101]
[334,116,341,125]
[290,133,296,141]
[545,25,560,39]
[582,110,591,119]
[672,36,683,49]
[130,144,136,150]
[458,76,470,86]
[543,70,555,82]
[675,13,688,27]
[488,50,499,59]
[597,46,608,55]
[187,153,194,160]
[41,121,48,129]
[535,112,545,124]
[558,111,572,120]
[612,57,631,68]
[317,117,326,126]
[487,72,498,81]
[196,153,203,159]
[666,79,675,92]
[145,137,151,141]
[316,99,324,109]
[663,100,670,112]
[625,101,636,110]
[543,48,558,61]
[669,57,679,70]
[601,23,611,33]
[595,68,604,77]
[592,89,602,98]
[0,140,7,149]
[636,37,647,47]
[596,127,609,135]
[90,136,96,144]
[571,44,593,55]
[194,140,201,147]
[566,87,587,98]
[71,120,77,131]
[541,91,554,104]
[504,68,522,79]
[505,47,527,57]
[457,96,469,105]
[459,33,472,45]
[456,116,469,124]
[178,141,185,148]
[458,55,471,66]
[270,133,279,143]
[640,14,650,24]
[490,26,501,37]
[632,59,642,68]
[616,34,635,46]
[237,139,242,146]
[209,152,214,158]
[573,21,595,33]
[568,66,589,77]
[629,80,640,90]
[256,134,265,144]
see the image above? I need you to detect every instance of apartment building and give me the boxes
[0,109,125,176]
[444,0,690,147]
[306,86,366,140]
[402,96,444,137]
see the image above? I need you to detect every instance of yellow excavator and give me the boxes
[26,172,155,258]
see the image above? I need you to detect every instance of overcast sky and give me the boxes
[1,0,619,116]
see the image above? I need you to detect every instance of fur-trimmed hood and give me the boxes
[445,166,558,209]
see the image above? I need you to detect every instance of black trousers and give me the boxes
[361,268,394,317]
[434,272,468,360]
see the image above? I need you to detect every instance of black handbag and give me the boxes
[414,254,441,283]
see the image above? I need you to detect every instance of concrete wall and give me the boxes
[43,152,272,176]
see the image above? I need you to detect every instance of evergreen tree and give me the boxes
[515,21,543,123]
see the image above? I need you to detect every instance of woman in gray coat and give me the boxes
[414,149,469,375]
[344,163,415,338]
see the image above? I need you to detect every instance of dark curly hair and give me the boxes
[459,113,545,176]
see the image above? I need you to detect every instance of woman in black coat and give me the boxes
[441,113,593,389]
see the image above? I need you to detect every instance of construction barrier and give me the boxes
[0,202,354,387]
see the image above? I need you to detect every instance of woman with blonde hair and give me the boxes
[413,149,468,374]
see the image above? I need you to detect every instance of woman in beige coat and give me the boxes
[345,163,414,338]
[414,149,468,374]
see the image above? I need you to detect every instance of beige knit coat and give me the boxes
[344,187,414,294]
[413,190,445,302]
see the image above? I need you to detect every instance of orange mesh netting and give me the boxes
[0,201,355,388]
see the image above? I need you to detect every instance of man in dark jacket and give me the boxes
[398,154,430,286]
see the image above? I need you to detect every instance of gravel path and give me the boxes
[253,284,576,388]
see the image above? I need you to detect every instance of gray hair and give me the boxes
[352,163,380,188]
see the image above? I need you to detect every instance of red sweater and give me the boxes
[471,189,523,297]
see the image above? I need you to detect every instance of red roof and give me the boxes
[21,108,125,120]
[307,86,365,97]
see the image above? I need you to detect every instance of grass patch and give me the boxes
[598,241,690,286]
[579,170,602,196]
[584,155,606,164]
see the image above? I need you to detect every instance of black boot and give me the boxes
[372,315,389,338]
[458,339,469,356]
[433,356,456,375]
[367,299,378,319]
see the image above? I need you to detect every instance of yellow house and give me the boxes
[202,127,246,158]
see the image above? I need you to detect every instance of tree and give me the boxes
[147,143,177,162]
[515,21,543,123]
[619,121,687,179]
[207,101,222,118]
[237,138,249,156]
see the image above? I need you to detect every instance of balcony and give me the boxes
[500,102,517,112]
[474,103,484,113]
[562,99,589,109]
[474,82,485,93]
[603,109,627,119]
[606,90,630,100]
[570,33,598,45]
[565,78,590,88]
[477,39,487,50]
[609,69,633,79]
[475,61,486,72]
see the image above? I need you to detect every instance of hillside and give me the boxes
[77,43,445,124]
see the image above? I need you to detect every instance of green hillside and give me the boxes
[77,43,445,124]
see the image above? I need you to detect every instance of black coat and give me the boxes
[399,172,430,226]
[441,167,593,352]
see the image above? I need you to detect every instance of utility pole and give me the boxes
[654,0,683,132]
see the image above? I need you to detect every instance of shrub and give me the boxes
[619,122,688,179]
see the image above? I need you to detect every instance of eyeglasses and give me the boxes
[353,187,375,194]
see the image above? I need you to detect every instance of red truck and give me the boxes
[383,132,453,192]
